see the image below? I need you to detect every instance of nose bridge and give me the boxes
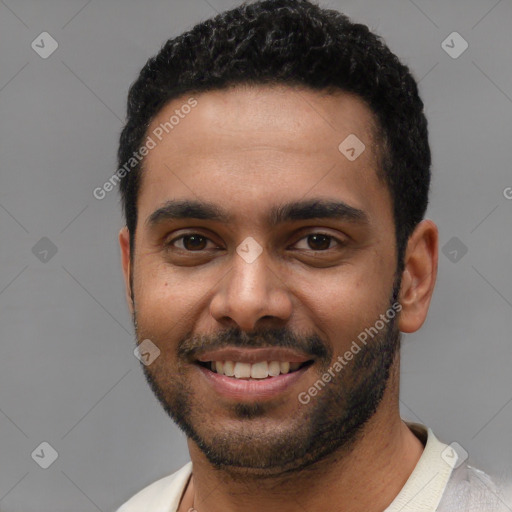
[228,251,272,310]
[210,246,292,330]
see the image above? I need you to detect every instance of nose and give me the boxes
[209,249,293,331]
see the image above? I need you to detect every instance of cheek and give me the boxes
[133,259,217,341]
[133,264,185,335]
[298,255,395,348]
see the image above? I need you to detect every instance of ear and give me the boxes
[119,226,134,315]
[398,219,438,333]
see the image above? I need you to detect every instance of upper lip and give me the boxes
[196,347,314,364]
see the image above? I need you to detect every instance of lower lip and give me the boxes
[197,364,310,401]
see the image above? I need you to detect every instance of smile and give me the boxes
[194,347,315,400]
[199,360,312,379]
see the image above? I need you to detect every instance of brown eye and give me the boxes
[291,232,346,253]
[181,235,208,251]
[306,234,333,251]
[167,234,215,251]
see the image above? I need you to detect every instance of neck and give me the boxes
[180,363,424,512]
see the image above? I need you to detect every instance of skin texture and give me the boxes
[119,85,438,512]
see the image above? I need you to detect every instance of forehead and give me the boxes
[137,85,390,228]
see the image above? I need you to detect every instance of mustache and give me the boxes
[178,326,332,362]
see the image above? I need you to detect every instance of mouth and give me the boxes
[197,359,314,379]
[194,347,315,400]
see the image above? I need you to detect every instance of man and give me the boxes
[115,1,508,510]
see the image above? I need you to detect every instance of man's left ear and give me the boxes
[398,219,438,333]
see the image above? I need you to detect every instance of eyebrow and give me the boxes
[146,198,369,228]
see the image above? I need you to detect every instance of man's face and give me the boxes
[124,85,401,474]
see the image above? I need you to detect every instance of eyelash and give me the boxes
[165,232,345,252]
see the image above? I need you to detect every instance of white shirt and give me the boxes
[116,422,507,512]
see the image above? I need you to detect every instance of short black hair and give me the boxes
[118,0,431,271]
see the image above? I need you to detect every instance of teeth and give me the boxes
[251,361,268,379]
[234,362,251,378]
[209,360,305,379]
[223,360,235,377]
[268,361,281,377]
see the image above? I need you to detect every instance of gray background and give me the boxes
[0,0,511,510]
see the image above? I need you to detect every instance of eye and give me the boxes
[167,233,218,251]
[165,231,344,254]
[292,233,343,251]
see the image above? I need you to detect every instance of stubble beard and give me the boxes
[134,310,400,476]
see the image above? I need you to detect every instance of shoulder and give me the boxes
[400,422,512,511]
[116,462,193,512]
[438,463,512,511]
